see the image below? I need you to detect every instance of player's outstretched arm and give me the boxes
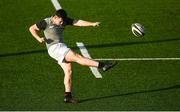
[73,20,100,27]
[29,24,44,43]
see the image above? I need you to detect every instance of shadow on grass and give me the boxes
[0,49,47,58]
[0,38,179,58]
[85,38,180,49]
[79,84,180,103]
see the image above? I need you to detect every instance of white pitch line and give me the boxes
[76,42,102,79]
[51,0,62,10]
[94,58,180,61]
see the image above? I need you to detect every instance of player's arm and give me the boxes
[29,20,47,43]
[73,20,100,27]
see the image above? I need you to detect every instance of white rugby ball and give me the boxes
[131,23,145,37]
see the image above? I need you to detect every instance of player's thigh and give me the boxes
[65,50,82,62]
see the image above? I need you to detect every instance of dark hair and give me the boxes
[55,9,67,20]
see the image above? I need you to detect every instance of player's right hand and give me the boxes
[38,37,45,43]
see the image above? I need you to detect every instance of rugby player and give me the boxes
[29,9,117,104]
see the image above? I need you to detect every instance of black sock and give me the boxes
[98,62,105,69]
[64,92,72,98]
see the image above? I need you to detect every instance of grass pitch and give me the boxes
[0,0,180,110]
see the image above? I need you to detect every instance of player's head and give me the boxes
[53,9,67,25]
[55,9,67,20]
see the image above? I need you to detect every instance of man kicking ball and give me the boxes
[29,9,117,104]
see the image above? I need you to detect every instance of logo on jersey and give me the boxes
[49,26,54,29]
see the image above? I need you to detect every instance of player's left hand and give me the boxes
[93,22,101,27]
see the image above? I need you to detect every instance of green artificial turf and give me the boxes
[0,0,180,110]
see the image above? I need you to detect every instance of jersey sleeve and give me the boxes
[36,20,47,30]
[65,17,75,25]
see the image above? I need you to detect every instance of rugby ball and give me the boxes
[131,23,145,37]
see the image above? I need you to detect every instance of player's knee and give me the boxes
[63,66,72,75]
[66,69,72,75]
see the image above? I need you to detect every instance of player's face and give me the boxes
[54,16,63,25]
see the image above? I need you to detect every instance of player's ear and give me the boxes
[54,15,57,19]
[53,15,57,18]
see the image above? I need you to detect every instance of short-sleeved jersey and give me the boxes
[36,17,74,49]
